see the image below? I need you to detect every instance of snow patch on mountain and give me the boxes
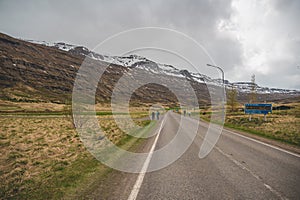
[230,82,298,94]
[26,39,299,95]
[26,40,77,51]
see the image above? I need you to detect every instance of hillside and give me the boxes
[0,32,299,106]
[0,33,209,106]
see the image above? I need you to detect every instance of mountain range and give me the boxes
[0,32,299,106]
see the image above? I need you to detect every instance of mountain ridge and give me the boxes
[27,39,299,95]
[0,32,299,105]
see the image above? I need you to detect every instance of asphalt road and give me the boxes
[129,111,300,200]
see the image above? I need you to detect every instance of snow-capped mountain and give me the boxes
[229,82,298,94]
[26,40,77,51]
[28,40,299,95]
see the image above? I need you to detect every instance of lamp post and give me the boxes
[206,64,226,110]
[206,64,225,85]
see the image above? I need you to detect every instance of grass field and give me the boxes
[0,106,153,199]
[198,102,300,146]
[1,100,299,198]
[0,100,66,113]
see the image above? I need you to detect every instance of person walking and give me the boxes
[156,111,160,120]
[151,111,155,120]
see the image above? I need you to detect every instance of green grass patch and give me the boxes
[223,123,296,145]
[7,119,157,199]
[18,155,103,200]
[200,112,300,146]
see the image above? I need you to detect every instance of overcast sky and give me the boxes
[0,0,299,89]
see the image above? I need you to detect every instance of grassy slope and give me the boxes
[198,104,300,146]
[0,111,155,199]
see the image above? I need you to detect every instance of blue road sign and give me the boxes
[245,104,272,115]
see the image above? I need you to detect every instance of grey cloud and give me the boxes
[0,0,298,89]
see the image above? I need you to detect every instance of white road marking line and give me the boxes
[195,123,287,199]
[223,129,300,158]
[187,116,300,158]
[214,146,287,200]
[192,121,287,199]
[127,114,167,200]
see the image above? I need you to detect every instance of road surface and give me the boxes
[126,111,300,200]
[88,111,300,199]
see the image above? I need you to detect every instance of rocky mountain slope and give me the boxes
[27,39,299,95]
[0,32,299,106]
[0,33,204,106]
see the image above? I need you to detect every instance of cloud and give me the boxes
[218,0,300,89]
[0,0,299,89]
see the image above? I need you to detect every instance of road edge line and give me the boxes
[187,116,300,158]
[224,128,300,158]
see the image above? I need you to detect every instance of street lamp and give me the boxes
[206,63,226,109]
[206,64,225,85]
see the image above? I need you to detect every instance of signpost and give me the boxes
[245,103,272,121]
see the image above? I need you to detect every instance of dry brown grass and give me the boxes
[225,103,300,145]
[0,101,156,116]
[0,112,151,198]
[0,100,66,112]
[198,102,300,145]
[226,114,300,143]
[0,116,84,197]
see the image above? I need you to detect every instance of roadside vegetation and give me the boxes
[198,102,300,146]
[1,98,299,199]
[190,75,300,147]
[0,102,153,199]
